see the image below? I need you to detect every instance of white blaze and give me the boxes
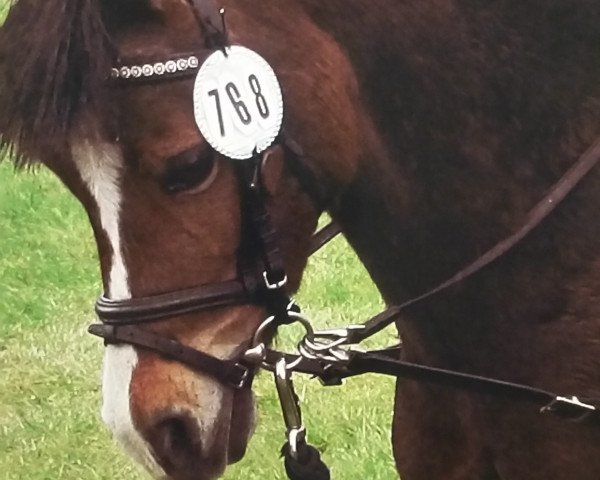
[72,143,167,478]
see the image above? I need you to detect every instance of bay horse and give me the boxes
[2,0,600,479]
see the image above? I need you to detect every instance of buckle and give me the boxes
[541,395,597,422]
[263,270,288,290]
[231,365,251,390]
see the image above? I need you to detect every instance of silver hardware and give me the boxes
[263,270,288,290]
[119,66,131,79]
[541,395,596,421]
[154,62,165,75]
[287,427,306,459]
[299,336,351,364]
[177,58,189,70]
[142,64,154,77]
[314,324,366,342]
[242,343,267,365]
[251,312,315,351]
[274,358,306,460]
[165,60,177,73]
[232,366,251,390]
[297,324,366,364]
[111,56,200,80]
[247,311,314,372]
[287,299,300,313]
[131,66,143,78]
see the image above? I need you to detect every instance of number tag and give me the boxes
[193,46,284,160]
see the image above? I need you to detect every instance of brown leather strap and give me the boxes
[263,347,599,422]
[89,324,251,388]
[96,279,253,324]
[350,136,600,343]
[282,134,336,211]
[94,222,338,326]
[309,222,341,255]
[186,0,226,49]
[237,158,288,288]
[344,352,599,421]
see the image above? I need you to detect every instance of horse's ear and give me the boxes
[0,0,114,166]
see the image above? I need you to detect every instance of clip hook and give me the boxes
[274,358,306,459]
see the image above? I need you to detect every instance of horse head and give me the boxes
[0,0,372,478]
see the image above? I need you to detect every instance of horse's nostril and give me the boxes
[148,412,203,472]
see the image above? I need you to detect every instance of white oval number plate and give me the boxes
[193,46,284,160]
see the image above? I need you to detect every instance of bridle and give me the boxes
[92,0,327,389]
[90,143,332,389]
[88,1,600,479]
[90,2,338,474]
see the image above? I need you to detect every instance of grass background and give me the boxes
[0,162,400,480]
[0,1,398,478]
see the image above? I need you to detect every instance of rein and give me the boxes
[86,1,600,478]
[266,136,600,420]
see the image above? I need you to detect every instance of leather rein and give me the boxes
[87,0,600,477]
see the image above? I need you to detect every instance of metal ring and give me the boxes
[251,311,315,349]
[263,270,288,290]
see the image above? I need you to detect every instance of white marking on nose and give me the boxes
[72,142,167,479]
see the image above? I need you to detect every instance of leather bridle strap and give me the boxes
[309,222,341,255]
[186,0,227,49]
[346,136,600,344]
[260,136,600,424]
[93,220,339,325]
[89,149,302,389]
[90,324,250,388]
[261,348,600,422]
[96,279,253,324]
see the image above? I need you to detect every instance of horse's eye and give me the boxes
[161,147,217,195]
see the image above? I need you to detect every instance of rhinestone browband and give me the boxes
[111,55,200,82]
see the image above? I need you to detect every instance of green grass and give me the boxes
[0,1,8,19]
[0,161,399,479]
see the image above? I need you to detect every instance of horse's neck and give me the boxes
[336,138,600,366]
[326,1,600,361]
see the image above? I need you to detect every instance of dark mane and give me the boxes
[0,0,115,166]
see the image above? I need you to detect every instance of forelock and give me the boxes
[0,0,119,166]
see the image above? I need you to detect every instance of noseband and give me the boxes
[88,1,600,478]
